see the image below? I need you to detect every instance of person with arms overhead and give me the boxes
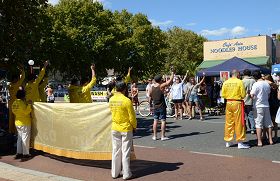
[25,61,48,102]
[8,66,25,134]
[149,68,174,141]
[68,64,96,103]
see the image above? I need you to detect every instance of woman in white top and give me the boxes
[171,72,188,120]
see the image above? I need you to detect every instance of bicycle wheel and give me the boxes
[166,102,175,118]
[138,100,151,117]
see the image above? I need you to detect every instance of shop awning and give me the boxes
[198,56,270,69]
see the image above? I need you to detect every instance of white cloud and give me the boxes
[149,19,173,27]
[200,26,247,36]
[186,22,196,26]
[231,26,247,35]
[200,27,229,36]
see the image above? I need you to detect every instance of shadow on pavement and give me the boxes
[169,131,214,139]
[40,152,183,179]
[131,160,183,178]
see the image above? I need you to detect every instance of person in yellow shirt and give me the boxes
[68,64,96,103]
[107,67,132,100]
[8,66,25,134]
[38,77,48,102]
[25,61,48,102]
[221,69,249,149]
[109,81,137,180]
[12,89,32,159]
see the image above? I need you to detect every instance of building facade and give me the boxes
[199,35,280,69]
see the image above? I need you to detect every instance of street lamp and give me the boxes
[28,60,34,74]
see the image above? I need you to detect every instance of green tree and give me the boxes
[0,0,49,72]
[112,11,167,79]
[164,27,207,75]
[46,0,116,78]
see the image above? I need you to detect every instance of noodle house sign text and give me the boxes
[210,42,257,54]
[204,36,271,60]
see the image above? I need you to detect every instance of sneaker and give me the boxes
[251,130,255,134]
[225,142,232,148]
[161,137,170,141]
[152,136,157,141]
[123,174,133,180]
[188,117,192,120]
[238,142,250,149]
[200,117,204,121]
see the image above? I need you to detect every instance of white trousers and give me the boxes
[111,130,133,179]
[16,125,31,155]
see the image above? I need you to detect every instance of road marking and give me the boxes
[134,145,155,149]
[190,151,233,158]
[272,161,280,164]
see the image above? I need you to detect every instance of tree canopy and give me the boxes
[1,0,206,80]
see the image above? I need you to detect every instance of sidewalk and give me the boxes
[0,162,81,181]
[1,146,280,181]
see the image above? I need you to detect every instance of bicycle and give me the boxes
[138,98,175,118]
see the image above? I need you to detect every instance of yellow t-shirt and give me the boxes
[25,68,46,102]
[221,77,246,100]
[112,73,131,94]
[68,76,97,103]
[109,92,137,132]
[8,71,25,105]
[39,78,48,102]
[12,99,32,126]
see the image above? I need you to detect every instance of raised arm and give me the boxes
[182,71,189,83]
[124,67,132,84]
[18,66,25,85]
[161,71,175,89]
[83,64,97,92]
[198,74,206,85]
[35,61,48,84]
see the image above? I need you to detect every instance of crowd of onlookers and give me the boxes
[139,69,280,143]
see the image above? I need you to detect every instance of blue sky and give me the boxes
[49,0,280,40]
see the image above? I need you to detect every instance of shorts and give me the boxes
[189,94,199,102]
[47,95,55,103]
[254,107,273,129]
[153,107,166,121]
[172,99,183,103]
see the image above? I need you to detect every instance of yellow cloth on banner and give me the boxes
[31,102,136,160]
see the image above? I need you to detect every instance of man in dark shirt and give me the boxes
[149,70,174,141]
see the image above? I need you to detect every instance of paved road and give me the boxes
[1,96,280,180]
[134,115,280,161]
